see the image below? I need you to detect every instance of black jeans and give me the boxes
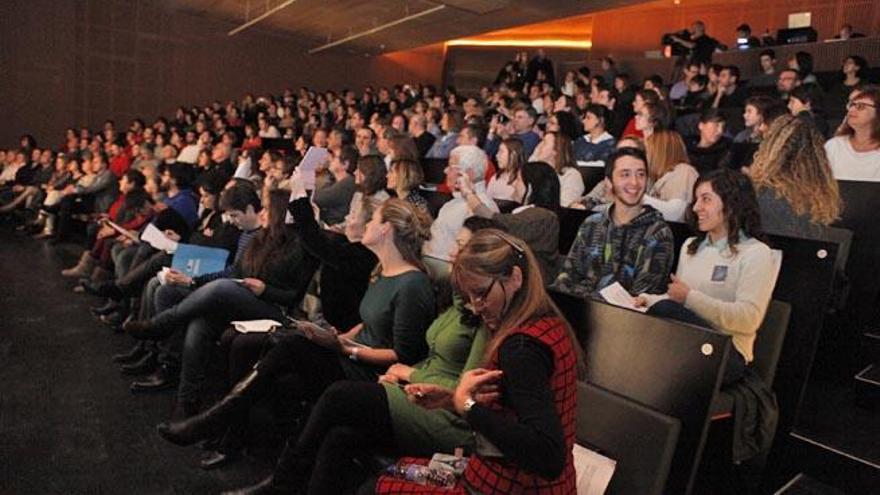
[274,380,395,494]
[647,300,747,385]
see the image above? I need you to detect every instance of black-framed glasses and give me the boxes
[469,278,498,308]
[847,100,876,111]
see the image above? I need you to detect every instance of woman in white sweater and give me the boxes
[643,129,699,222]
[530,130,584,207]
[637,168,777,384]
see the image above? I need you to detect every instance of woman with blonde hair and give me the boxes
[387,157,430,216]
[643,129,699,221]
[157,199,436,454]
[751,114,842,238]
[372,229,584,495]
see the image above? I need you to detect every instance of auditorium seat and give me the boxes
[576,382,681,495]
[551,292,731,495]
[710,300,792,419]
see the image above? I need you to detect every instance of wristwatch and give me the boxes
[348,346,359,362]
[462,396,477,414]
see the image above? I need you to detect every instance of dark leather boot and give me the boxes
[84,280,123,300]
[156,369,268,447]
[119,350,157,375]
[90,299,119,316]
[112,342,146,363]
[123,319,174,340]
[131,365,179,393]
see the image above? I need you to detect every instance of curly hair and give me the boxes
[750,114,841,225]
[687,168,764,256]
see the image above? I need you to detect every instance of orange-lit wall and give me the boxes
[591,0,880,59]
[365,44,446,88]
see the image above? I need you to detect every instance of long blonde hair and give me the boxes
[451,229,585,376]
[645,129,689,181]
[751,114,842,225]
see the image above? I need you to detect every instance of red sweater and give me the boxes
[109,154,131,178]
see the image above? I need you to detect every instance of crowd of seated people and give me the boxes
[0,34,877,493]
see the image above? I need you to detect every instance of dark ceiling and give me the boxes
[168,0,649,54]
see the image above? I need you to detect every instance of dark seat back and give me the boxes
[493,199,521,214]
[551,292,731,495]
[557,207,591,254]
[419,189,452,219]
[577,382,680,495]
[751,300,792,386]
[420,158,448,185]
[575,165,606,192]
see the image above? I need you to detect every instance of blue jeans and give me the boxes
[647,300,747,385]
[154,279,285,402]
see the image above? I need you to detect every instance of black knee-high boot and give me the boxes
[156,368,270,446]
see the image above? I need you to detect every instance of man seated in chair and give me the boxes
[553,147,674,297]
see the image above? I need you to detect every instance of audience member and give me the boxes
[825,85,880,180]
[687,108,732,174]
[485,137,526,203]
[378,229,583,494]
[750,114,842,238]
[462,161,562,283]
[643,129,699,221]
[531,131,584,207]
[424,145,499,262]
[573,104,617,167]
[637,169,777,385]
[553,147,674,297]
[387,157,429,216]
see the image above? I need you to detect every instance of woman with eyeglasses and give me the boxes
[373,230,584,495]
[825,85,880,181]
[215,218,498,494]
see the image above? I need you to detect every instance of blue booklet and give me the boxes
[171,244,230,277]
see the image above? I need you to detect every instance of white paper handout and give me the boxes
[230,319,283,333]
[573,443,616,495]
[141,223,179,253]
[599,282,647,313]
[106,219,140,243]
[298,146,330,191]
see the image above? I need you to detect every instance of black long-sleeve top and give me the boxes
[195,225,319,312]
[465,334,566,480]
[288,197,377,330]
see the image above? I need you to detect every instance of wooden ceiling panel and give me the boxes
[166,0,651,53]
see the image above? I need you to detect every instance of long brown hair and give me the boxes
[547,131,576,175]
[377,198,432,275]
[645,129,689,181]
[241,188,291,276]
[387,134,420,161]
[499,137,527,185]
[451,229,585,376]
[835,85,880,142]
[751,114,842,225]
[687,169,764,256]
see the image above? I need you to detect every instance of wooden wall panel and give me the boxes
[591,0,880,59]
[0,0,445,148]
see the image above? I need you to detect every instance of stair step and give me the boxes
[853,363,879,410]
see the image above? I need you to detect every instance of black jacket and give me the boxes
[289,197,377,330]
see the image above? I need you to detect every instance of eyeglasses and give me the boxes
[847,100,876,111]
[469,278,498,308]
